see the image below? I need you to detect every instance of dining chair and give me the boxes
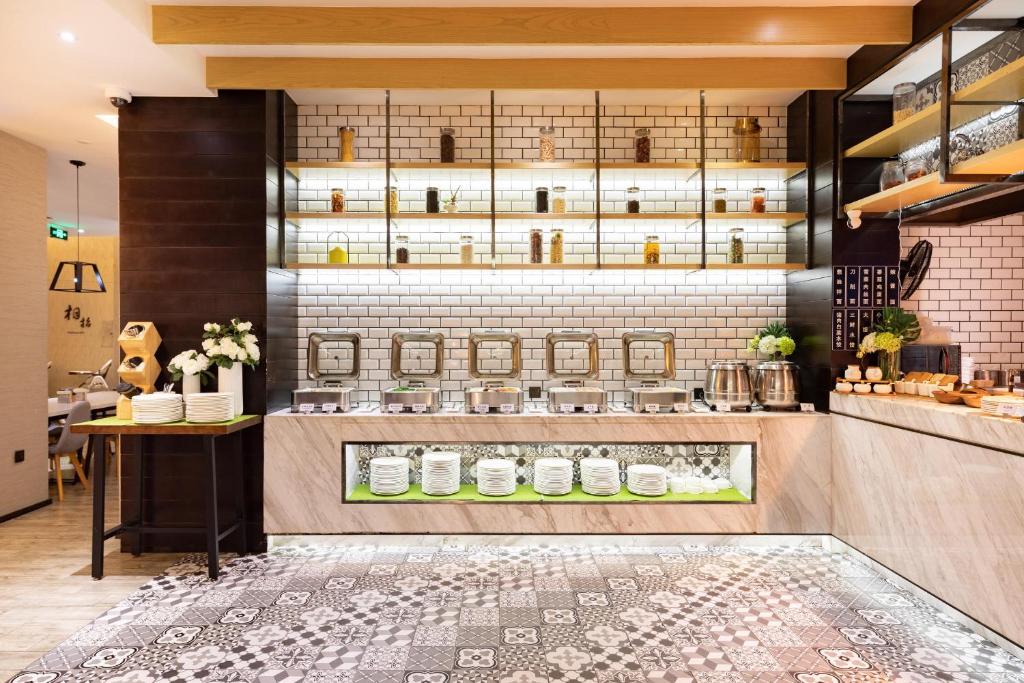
[49,401,92,501]
[69,359,113,390]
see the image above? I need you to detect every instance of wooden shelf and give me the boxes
[286,211,804,225]
[845,57,1024,159]
[602,212,805,226]
[284,262,804,271]
[844,139,1024,214]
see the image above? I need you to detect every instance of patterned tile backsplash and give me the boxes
[296,268,787,403]
[900,212,1024,371]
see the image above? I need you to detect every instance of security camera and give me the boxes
[105,86,132,108]
[846,209,863,230]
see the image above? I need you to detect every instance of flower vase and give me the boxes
[879,350,901,382]
[218,363,243,417]
[182,373,201,398]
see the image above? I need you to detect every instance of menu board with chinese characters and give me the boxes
[832,266,899,351]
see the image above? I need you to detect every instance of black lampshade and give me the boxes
[49,160,106,294]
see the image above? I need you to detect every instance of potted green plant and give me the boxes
[856,307,920,382]
[747,321,797,361]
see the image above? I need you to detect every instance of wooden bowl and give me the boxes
[932,390,963,405]
[962,393,986,408]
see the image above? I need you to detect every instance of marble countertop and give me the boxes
[829,392,1024,456]
[268,406,822,423]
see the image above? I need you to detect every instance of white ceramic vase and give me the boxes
[844,364,862,381]
[218,363,243,417]
[182,373,201,398]
[865,366,883,381]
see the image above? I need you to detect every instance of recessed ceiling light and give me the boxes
[59,31,76,43]
[96,114,118,128]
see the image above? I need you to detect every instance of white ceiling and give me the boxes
[0,0,931,236]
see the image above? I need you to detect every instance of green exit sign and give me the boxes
[49,224,69,240]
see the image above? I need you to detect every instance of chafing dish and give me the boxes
[466,330,524,413]
[705,359,753,411]
[291,331,361,412]
[753,360,799,409]
[383,330,444,413]
[545,330,606,412]
[622,330,689,412]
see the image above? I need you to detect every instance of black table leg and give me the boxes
[133,435,146,556]
[237,434,248,555]
[91,434,105,580]
[203,435,219,580]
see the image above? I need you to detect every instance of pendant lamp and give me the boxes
[49,160,106,293]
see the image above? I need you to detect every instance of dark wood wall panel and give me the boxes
[118,90,289,553]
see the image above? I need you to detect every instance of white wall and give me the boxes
[0,130,48,517]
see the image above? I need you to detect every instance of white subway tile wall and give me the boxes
[900,212,1024,370]
[296,268,788,403]
[296,104,788,162]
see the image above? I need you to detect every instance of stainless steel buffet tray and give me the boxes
[547,385,608,413]
[465,386,524,413]
[628,386,689,413]
[381,386,441,413]
[291,386,355,413]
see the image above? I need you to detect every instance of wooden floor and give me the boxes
[0,473,182,681]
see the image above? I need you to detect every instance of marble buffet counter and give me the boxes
[830,391,1024,647]
[264,409,830,536]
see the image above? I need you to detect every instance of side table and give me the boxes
[71,415,263,580]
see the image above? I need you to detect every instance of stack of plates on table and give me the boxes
[185,392,234,423]
[980,395,1024,416]
[131,392,183,424]
[580,458,620,496]
[533,457,573,495]
[422,451,461,495]
[476,459,516,496]
[626,464,667,496]
[369,457,411,495]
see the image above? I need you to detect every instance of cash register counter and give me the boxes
[264,406,830,536]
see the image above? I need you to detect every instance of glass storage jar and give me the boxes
[460,235,474,264]
[732,117,762,162]
[395,235,410,264]
[892,82,916,123]
[644,234,660,265]
[728,227,745,264]
[426,186,440,213]
[552,186,567,214]
[331,188,345,213]
[880,160,905,191]
[713,188,728,213]
[538,126,556,161]
[627,186,641,213]
[750,187,766,214]
[904,158,926,181]
[440,127,456,163]
[339,126,356,162]
[550,229,564,264]
[634,128,651,163]
[388,187,400,214]
[535,187,549,213]
[530,228,543,264]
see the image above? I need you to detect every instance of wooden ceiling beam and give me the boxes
[205,57,846,90]
[155,5,911,46]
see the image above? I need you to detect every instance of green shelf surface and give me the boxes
[347,483,750,504]
[81,415,259,427]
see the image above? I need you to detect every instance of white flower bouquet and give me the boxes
[167,350,213,385]
[201,319,261,369]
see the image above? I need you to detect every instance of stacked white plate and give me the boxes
[580,458,621,496]
[131,392,183,424]
[476,459,516,496]
[185,392,235,423]
[533,457,573,495]
[626,464,668,496]
[981,395,1024,416]
[422,451,461,495]
[369,457,411,495]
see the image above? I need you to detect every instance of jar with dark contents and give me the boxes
[750,187,766,214]
[626,186,640,214]
[713,188,727,213]
[634,128,651,163]
[331,188,345,213]
[439,127,456,163]
[530,229,543,264]
[395,235,410,264]
[426,187,440,213]
[535,187,549,213]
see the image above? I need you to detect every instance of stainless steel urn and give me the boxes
[753,360,800,409]
[704,360,753,410]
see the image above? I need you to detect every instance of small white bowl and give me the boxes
[853,383,872,394]
[894,381,906,394]
[835,382,853,393]
[903,382,918,395]
[918,384,936,398]
[873,383,892,394]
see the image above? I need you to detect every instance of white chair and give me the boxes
[69,359,113,390]
[49,401,91,501]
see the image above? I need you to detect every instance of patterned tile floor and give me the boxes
[7,545,1023,683]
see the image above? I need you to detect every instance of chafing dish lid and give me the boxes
[544,330,600,380]
[390,330,445,380]
[307,331,361,382]
[468,330,522,380]
[621,330,676,380]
